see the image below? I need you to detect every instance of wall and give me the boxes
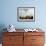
[0,0,46,30]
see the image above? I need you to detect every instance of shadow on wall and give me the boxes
[0,24,7,43]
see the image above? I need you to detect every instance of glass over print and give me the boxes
[17,7,35,22]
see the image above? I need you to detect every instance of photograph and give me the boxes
[17,7,35,22]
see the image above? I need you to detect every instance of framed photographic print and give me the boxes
[17,7,35,22]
